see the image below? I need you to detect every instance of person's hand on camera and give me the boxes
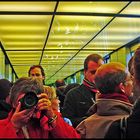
[37,93,55,119]
[11,102,35,131]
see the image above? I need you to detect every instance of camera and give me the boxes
[20,91,38,111]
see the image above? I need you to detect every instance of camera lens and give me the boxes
[20,91,38,111]
[24,92,38,107]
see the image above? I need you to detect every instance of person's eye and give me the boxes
[91,70,96,74]
[36,74,41,76]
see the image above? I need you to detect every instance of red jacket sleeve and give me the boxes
[0,118,17,138]
[49,112,81,138]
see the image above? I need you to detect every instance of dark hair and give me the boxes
[55,79,66,88]
[0,79,13,100]
[84,54,103,71]
[94,62,127,94]
[133,46,140,82]
[28,65,45,85]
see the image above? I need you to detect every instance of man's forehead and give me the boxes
[31,68,41,73]
[88,59,103,67]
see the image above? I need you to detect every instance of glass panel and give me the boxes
[121,2,140,14]
[0,2,56,12]
[58,2,127,13]
[0,15,52,50]
[0,47,5,79]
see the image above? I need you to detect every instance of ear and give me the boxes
[119,82,125,93]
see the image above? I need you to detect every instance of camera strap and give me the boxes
[22,126,30,139]
[120,116,127,139]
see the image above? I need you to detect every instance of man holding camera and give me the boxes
[0,77,80,138]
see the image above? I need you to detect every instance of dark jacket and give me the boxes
[105,97,140,139]
[0,100,12,120]
[62,84,96,128]
[56,86,66,112]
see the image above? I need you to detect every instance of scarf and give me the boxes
[97,93,131,104]
[83,78,99,93]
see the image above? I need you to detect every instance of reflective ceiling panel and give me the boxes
[0,15,52,50]
[0,2,56,11]
[0,1,139,85]
[58,2,127,13]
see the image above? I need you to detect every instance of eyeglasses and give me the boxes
[124,75,133,85]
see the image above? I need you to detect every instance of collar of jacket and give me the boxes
[83,78,99,93]
[97,92,131,104]
[87,98,133,116]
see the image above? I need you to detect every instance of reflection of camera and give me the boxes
[20,91,38,111]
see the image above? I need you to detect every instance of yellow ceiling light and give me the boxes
[1,35,44,39]
[0,26,48,32]
[121,2,140,14]
[0,2,56,12]
[58,2,127,13]
[55,15,110,22]
[4,42,43,45]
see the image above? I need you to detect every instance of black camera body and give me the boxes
[20,91,38,111]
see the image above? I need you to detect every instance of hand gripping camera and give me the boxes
[19,91,38,111]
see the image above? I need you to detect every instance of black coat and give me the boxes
[62,84,96,128]
[105,97,140,139]
[56,86,66,112]
[0,100,12,120]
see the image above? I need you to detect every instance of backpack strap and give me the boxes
[120,117,127,139]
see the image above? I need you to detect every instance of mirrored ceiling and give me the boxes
[0,1,140,85]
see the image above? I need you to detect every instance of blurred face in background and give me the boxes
[123,72,133,97]
[84,59,104,83]
[29,67,45,84]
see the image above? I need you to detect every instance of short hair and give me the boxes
[28,65,45,85]
[133,46,140,82]
[9,77,44,108]
[55,79,66,88]
[95,62,127,94]
[84,54,103,71]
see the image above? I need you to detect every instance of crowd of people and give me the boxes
[0,46,140,138]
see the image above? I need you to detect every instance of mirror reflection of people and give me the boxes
[28,65,60,112]
[0,77,80,138]
[0,79,13,120]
